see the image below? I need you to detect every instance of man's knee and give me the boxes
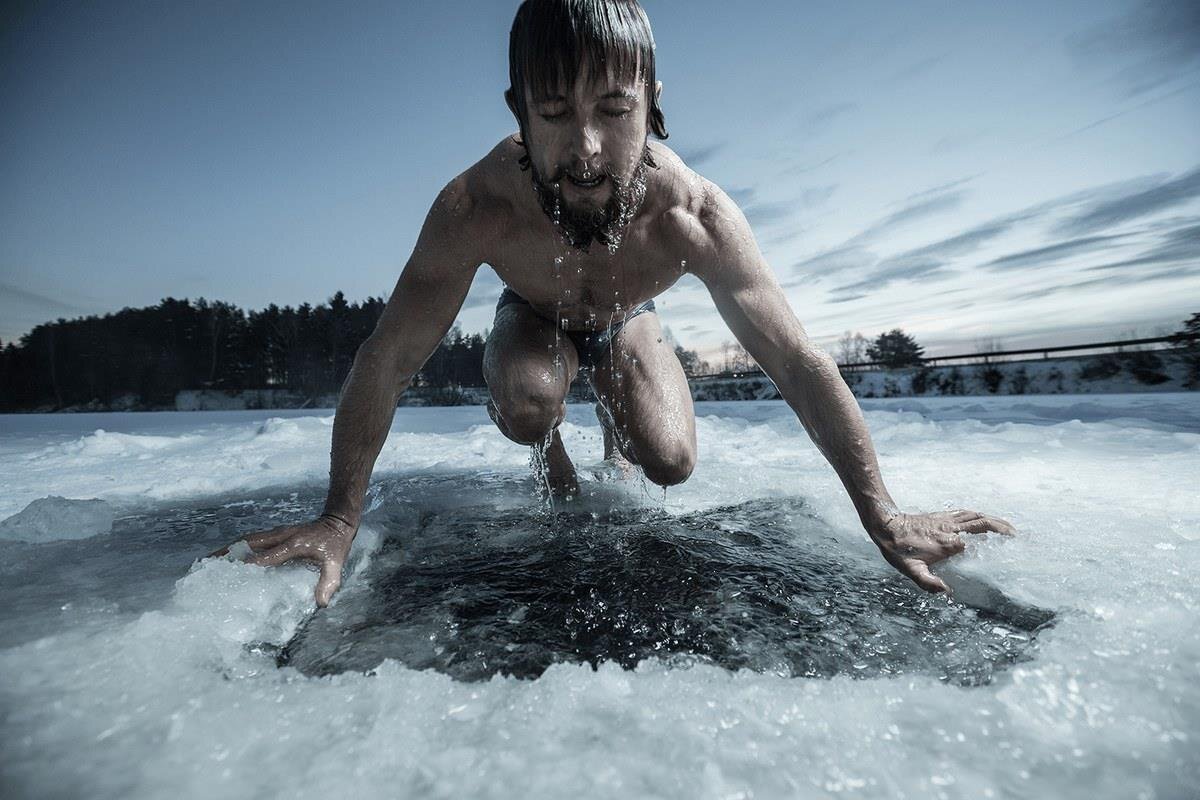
[640,440,697,487]
[488,392,565,445]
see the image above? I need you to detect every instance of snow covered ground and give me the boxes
[1,395,1197,798]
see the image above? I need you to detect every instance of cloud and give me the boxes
[1055,164,1200,235]
[742,200,795,228]
[1051,79,1200,141]
[0,281,89,314]
[1068,0,1200,96]
[1003,219,1200,300]
[788,245,877,285]
[900,175,980,204]
[459,266,504,310]
[1007,263,1200,302]
[1083,218,1200,270]
[725,186,757,207]
[828,257,952,300]
[982,233,1132,271]
[889,54,949,84]
[804,102,858,126]
[929,130,988,155]
[788,168,1192,301]
[799,102,859,137]
[675,142,726,169]
[853,189,966,242]
[779,151,851,178]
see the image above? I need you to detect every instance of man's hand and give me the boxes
[868,509,1015,594]
[208,514,358,607]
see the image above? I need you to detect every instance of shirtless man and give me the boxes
[213,0,1013,606]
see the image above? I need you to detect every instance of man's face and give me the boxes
[518,64,653,252]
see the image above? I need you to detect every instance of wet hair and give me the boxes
[508,0,668,170]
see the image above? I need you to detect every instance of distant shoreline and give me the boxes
[4,351,1193,414]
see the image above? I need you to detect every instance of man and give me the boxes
[214,0,1013,606]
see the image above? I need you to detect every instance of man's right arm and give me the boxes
[322,175,483,527]
[210,174,485,605]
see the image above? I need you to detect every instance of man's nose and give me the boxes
[569,122,602,163]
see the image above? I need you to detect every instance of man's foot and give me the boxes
[542,428,579,498]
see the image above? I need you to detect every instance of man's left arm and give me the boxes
[687,183,1012,592]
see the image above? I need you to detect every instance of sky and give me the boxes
[2,0,1198,359]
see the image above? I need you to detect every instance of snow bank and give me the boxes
[0,496,115,542]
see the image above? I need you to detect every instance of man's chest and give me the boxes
[485,218,690,330]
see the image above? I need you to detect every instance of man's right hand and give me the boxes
[208,514,358,607]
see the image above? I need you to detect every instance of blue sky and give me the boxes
[2,0,1197,358]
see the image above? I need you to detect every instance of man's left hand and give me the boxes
[869,509,1015,593]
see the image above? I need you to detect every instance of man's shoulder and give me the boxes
[646,142,742,254]
[434,136,524,222]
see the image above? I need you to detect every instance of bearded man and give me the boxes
[214,0,1013,606]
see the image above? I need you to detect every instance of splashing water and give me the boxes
[278,489,1053,684]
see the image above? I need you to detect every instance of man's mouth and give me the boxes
[564,173,605,190]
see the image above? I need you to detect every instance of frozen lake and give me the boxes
[1,395,1197,798]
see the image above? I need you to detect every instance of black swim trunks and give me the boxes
[495,286,656,369]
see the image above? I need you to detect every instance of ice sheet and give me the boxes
[0,395,1197,799]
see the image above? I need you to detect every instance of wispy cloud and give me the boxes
[0,281,89,314]
[799,102,859,138]
[459,267,504,310]
[899,175,980,204]
[889,54,949,84]
[1008,263,1200,302]
[1083,217,1200,270]
[854,189,966,242]
[1068,0,1200,96]
[725,186,757,207]
[1055,164,1200,235]
[675,142,727,169]
[788,245,876,285]
[1051,79,1200,141]
[982,233,1132,271]
[742,200,796,228]
[779,151,851,178]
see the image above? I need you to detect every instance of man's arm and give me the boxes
[211,174,484,605]
[687,183,1012,592]
[322,176,483,526]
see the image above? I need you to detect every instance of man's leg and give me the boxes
[484,302,581,495]
[589,312,698,487]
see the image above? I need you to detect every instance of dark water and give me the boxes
[279,480,1054,686]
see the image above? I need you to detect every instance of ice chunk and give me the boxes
[0,496,115,543]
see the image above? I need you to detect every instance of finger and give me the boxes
[245,526,298,551]
[208,526,295,559]
[982,514,1017,535]
[315,557,344,608]
[247,542,312,568]
[904,559,949,593]
[956,515,1016,535]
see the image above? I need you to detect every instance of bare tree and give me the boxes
[720,339,756,373]
[837,331,869,371]
[974,337,1004,364]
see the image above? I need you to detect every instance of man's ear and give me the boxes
[504,88,518,119]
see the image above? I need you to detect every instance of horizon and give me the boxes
[2,1,1198,359]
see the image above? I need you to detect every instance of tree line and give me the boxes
[4,297,1194,412]
[0,293,487,411]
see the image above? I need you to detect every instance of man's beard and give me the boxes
[530,147,651,254]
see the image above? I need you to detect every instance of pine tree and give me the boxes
[867,329,925,368]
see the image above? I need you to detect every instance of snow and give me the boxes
[0,496,115,542]
[0,395,1197,799]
